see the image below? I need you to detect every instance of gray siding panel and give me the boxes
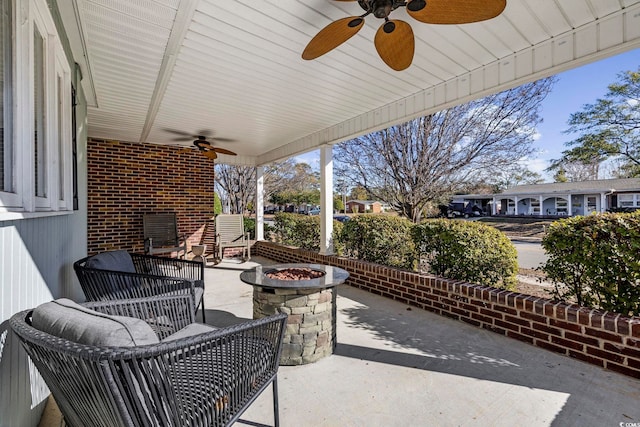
[0,1,89,425]
[0,214,87,427]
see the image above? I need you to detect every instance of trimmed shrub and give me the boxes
[243,216,256,239]
[272,212,343,252]
[337,215,415,269]
[541,212,640,315]
[213,193,223,215]
[411,219,518,290]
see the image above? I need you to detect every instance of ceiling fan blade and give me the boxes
[302,16,365,60]
[163,128,193,137]
[203,150,218,160]
[374,20,414,71]
[406,0,506,24]
[171,136,193,142]
[211,147,237,156]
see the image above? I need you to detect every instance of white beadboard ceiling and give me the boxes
[58,0,640,166]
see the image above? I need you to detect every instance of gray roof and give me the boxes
[501,178,640,196]
[452,178,640,200]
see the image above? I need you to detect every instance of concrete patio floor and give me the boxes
[206,256,640,427]
[38,255,640,427]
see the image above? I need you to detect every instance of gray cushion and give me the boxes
[85,250,136,273]
[32,298,159,347]
[162,322,217,342]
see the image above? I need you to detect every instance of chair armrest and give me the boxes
[144,313,288,420]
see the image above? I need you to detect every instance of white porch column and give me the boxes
[539,195,543,216]
[319,145,334,255]
[492,197,497,215]
[600,192,607,213]
[255,166,264,241]
[514,196,519,215]
[567,194,572,216]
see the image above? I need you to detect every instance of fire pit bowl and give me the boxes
[240,263,349,365]
[264,267,326,281]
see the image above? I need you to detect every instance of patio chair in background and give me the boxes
[143,212,187,258]
[74,250,206,321]
[215,214,251,262]
[10,295,287,427]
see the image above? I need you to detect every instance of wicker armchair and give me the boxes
[10,295,287,427]
[74,250,206,321]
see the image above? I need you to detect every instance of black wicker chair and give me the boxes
[74,250,206,322]
[10,295,287,427]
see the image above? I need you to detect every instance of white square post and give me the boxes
[320,145,334,255]
[255,166,264,241]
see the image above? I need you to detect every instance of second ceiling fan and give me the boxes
[165,129,238,160]
[302,0,507,71]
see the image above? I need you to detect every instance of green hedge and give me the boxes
[541,212,640,315]
[272,212,343,252]
[336,215,415,269]
[411,219,518,290]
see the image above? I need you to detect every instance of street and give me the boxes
[512,240,547,269]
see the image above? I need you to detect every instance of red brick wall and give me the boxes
[254,241,640,379]
[87,138,215,255]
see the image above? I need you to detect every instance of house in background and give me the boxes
[346,200,383,214]
[453,178,640,217]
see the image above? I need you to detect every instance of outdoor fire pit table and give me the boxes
[240,263,349,365]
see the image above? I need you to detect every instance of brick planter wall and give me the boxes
[254,241,640,379]
[87,138,215,255]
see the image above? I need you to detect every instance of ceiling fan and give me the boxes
[165,129,238,160]
[302,0,507,71]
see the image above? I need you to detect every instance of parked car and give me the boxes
[447,202,483,218]
[308,208,321,215]
[333,215,350,223]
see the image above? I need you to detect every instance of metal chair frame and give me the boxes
[10,295,287,427]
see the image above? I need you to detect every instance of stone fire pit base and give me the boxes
[253,286,336,365]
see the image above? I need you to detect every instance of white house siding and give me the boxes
[0,214,87,426]
[0,2,89,425]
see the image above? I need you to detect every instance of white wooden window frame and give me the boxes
[617,194,638,208]
[529,198,540,215]
[586,195,598,213]
[555,197,568,214]
[0,0,73,220]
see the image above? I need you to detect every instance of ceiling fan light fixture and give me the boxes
[372,0,394,18]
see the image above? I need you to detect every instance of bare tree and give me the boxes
[335,78,556,222]
[263,158,297,202]
[215,159,319,214]
[215,164,255,214]
[546,159,601,182]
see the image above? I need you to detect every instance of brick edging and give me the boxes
[254,241,640,379]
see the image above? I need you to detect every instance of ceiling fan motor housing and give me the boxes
[358,0,404,18]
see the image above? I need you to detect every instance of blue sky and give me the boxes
[529,48,640,179]
[296,48,640,181]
